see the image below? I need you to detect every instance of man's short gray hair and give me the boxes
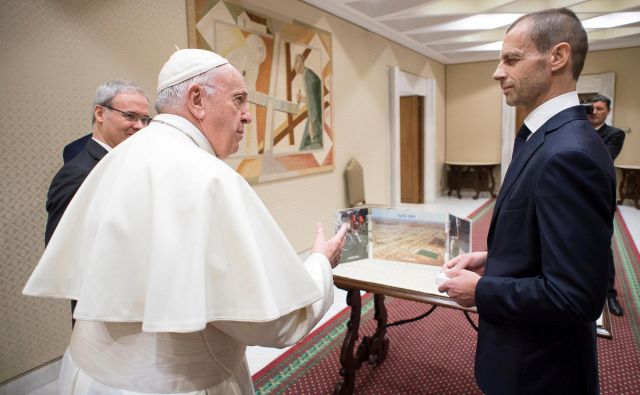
[155,66,227,114]
[92,80,147,124]
[508,8,588,80]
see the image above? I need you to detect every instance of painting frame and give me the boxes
[186,0,335,183]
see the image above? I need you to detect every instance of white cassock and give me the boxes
[23,114,335,395]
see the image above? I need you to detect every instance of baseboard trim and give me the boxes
[0,358,61,395]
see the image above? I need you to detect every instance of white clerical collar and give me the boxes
[523,91,579,137]
[92,137,112,152]
[152,113,216,156]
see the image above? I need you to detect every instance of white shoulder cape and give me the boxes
[24,114,323,332]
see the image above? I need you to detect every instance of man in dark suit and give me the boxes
[587,94,626,316]
[46,80,150,244]
[45,80,150,324]
[588,95,626,160]
[439,8,616,395]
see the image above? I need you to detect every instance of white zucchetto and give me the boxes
[157,49,229,93]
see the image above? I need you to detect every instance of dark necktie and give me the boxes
[512,124,532,159]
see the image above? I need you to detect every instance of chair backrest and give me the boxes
[345,158,365,206]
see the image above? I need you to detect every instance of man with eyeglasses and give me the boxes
[44,80,149,327]
[45,80,150,245]
[25,50,346,394]
[62,99,152,163]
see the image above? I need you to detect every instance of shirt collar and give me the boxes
[152,113,216,156]
[523,91,580,135]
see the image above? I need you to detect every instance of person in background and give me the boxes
[439,8,615,394]
[25,49,347,395]
[46,80,150,245]
[588,93,626,316]
[45,80,150,327]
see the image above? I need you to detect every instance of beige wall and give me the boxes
[0,0,188,382]
[0,0,444,381]
[445,61,501,162]
[445,46,640,168]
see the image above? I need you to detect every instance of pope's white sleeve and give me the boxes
[211,252,334,348]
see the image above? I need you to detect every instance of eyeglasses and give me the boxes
[102,104,152,126]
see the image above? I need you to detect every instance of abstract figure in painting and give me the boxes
[294,54,323,151]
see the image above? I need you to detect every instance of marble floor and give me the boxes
[23,196,640,395]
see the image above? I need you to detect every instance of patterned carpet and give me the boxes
[253,201,640,394]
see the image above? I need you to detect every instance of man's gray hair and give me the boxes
[508,8,588,80]
[92,80,147,124]
[155,66,227,114]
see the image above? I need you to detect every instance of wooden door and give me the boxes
[400,96,424,203]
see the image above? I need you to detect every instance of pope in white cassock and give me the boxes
[23,49,347,395]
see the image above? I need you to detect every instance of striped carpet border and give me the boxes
[613,209,640,349]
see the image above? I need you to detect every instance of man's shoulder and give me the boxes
[62,133,93,163]
[544,110,591,141]
[601,124,625,135]
[50,148,99,187]
[538,105,586,134]
[537,116,607,155]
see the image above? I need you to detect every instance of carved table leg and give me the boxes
[488,165,497,198]
[334,293,391,394]
[447,165,463,199]
[364,294,390,365]
[334,290,364,395]
[472,167,481,199]
[617,169,627,205]
[474,166,496,199]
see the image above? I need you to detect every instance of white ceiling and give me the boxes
[301,0,640,64]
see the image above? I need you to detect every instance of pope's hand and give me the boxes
[312,223,347,268]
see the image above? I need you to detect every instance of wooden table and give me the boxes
[617,165,640,209]
[445,161,500,199]
[331,260,612,395]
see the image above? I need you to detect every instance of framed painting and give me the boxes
[186,0,334,183]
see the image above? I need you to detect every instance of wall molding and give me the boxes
[0,358,60,395]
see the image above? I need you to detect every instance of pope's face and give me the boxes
[587,100,609,127]
[493,20,551,113]
[94,91,150,148]
[201,66,252,159]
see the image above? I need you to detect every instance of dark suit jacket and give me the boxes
[475,106,616,394]
[596,123,625,160]
[62,133,93,163]
[45,138,108,244]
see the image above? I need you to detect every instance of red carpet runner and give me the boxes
[253,201,640,394]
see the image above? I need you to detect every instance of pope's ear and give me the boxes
[186,84,207,120]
